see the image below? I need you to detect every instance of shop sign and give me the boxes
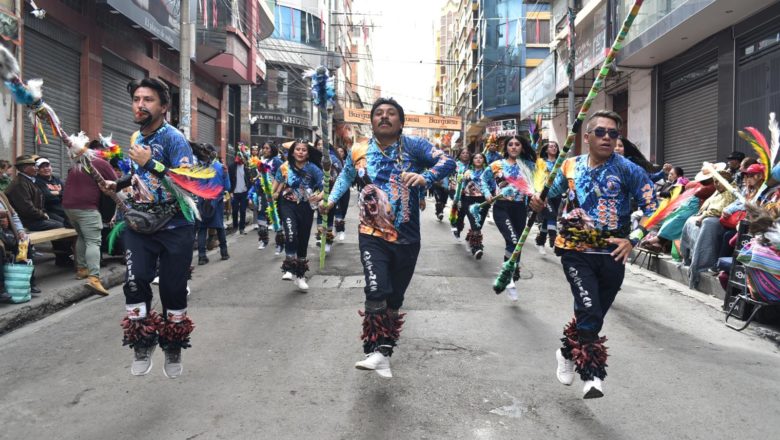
[485,119,517,137]
[253,112,310,127]
[344,108,462,131]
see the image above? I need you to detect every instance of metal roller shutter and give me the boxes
[196,101,218,146]
[22,23,81,178]
[102,51,146,149]
[662,81,719,177]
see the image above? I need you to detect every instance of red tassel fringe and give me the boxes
[358,309,406,355]
[569,335,609,381]
[560,317,578,360]
[120,310,163,348]
[158,315,195,350]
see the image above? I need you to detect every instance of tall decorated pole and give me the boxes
[307,66,335,270]
[493,0,646,294]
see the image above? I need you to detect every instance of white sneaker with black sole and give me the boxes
[555,348,575,385]
[506,278,518,301]
[355,350,392,378]
[583,377,604,399]
[131,345,155,376]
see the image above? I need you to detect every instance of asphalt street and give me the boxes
[1,191,779,440]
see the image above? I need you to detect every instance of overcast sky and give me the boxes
[354,0,445,114]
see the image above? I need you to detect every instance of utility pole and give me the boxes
[179,0,192,139]
[567,0,576,139]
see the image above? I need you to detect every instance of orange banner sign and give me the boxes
[344,108,462,131]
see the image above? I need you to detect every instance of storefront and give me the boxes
[22,17,81,177]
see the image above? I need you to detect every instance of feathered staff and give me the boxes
[251,157,281,232]
[469,173,535,229]
[449,171,464,226]
[306,66,335,270]
[0,45,219,243]
[738,112,780,196]
[493,0,647,294]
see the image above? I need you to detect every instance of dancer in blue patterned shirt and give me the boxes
[273,140,324,291]
[481,135,537,297]
[321,98,455,378]
[461,152,491,258]
[530,110,656,399]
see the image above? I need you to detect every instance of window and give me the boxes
[526,20,551,45]
[272,5,324,48]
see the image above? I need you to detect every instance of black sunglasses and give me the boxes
[589,127,620,139]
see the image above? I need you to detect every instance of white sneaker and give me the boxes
[295,277,309,291]
[152,276,159,285]
[325,243,332,253]
[536,244,547,255]
[337,231,346,241]
[355,351,392,378]
[274,246,282,256]
[474,249,483,260]
[555,349,575,385]
[258,242,266,250]
[507,279,518,301]
[583,377,604,399]
[282,271,293,281]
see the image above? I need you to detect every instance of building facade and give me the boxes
[521,0,780,175]
[433,0,551,151]
[2,0,273,173]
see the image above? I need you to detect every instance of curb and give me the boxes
[0,265,126,337]
[0,224,252,336]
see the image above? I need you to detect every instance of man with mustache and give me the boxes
[529,110,657,399]
[102,78,196,379]
[321,98,455,378]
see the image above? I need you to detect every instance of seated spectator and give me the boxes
[5,155,71,266]
[736,157,758,190]
[0,160,13,192]
[725,151,746,182]
[680,166,736,288]
[62,152,116,296]
[657,166,687,199]
[34,157,67,226]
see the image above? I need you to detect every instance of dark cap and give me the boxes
[370,97,405,125]
[726,151,746,161]
[15,155,36,166]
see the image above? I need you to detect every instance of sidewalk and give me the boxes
[0,213,255,336]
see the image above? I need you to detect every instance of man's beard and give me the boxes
[134,108,153,128]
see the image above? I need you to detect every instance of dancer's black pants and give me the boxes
[431,185,448,216]
[231,191,248,231]
[492,199,527,256]
[560,250,625,337]
[461,195,487,231]
[123,225,194,314]
[278,198,314,258]
[359,234,420,310]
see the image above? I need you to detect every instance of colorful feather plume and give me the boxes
[739,127,770,183]
[641,183,700,230]
[168,166,217,180]
[166,170,223,200]
[0,44,20,81]
[769,112,779,171]
[97,134,124,161]
[306,66,335,107]
[107,221,127,255]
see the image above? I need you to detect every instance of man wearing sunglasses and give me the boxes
[529,110,656,399]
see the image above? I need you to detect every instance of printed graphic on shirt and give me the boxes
[462,168,486,197]
[275,161,324,203]
[481,159,534,202]
[131,123,193,204]
[331,136,455,243]
[552,154,657,253]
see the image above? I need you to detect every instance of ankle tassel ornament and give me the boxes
[121,310,163,349]
[359,309,405,356]
[158,314,195,350]
[560,318,578,360]
[569,335,609,381]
